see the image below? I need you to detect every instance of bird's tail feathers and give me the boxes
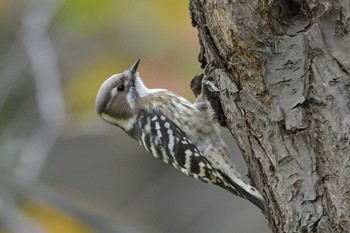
[220,172,267,215]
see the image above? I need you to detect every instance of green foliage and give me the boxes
[56,0,119,34]
[0,0,199,124]
[56,0,199,120]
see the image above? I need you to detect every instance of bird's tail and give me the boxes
[220,172,267,215]
[230,179,267,215]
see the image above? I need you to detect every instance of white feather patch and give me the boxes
[134,75,166,97]
[101,114,137,131]
[184,149,193,169]
[167,128,175,156]
[126,92,135,109]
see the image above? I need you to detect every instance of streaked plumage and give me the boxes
[96,60,266,213]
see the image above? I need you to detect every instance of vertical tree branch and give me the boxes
[13,0,66,184]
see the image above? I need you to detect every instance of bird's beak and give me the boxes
[129,59,140,76]
[127,59,140,87]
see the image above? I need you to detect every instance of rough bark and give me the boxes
[189,0,350,232]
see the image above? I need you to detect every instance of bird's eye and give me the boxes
[117,84,125,92]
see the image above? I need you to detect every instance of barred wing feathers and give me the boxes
[130,108,243,197]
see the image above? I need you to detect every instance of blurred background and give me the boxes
[0,0,269,232]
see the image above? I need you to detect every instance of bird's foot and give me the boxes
[202,66,225,93]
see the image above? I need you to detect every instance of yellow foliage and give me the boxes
[22,200,93,233]
[64,58,125,118]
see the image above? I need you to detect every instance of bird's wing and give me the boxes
[129,107,267,213]
[130,107,239,192]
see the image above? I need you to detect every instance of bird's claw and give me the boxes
[202,66,224,93]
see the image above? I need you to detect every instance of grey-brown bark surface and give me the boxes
[189,0,350,232]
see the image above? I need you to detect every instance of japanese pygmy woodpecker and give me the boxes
[95,59,267,213]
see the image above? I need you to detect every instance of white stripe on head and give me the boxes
[134,74,166,97]
[126,91,135,109]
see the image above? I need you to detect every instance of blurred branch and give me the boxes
[13,0,66,184]
[0,201,47,233]
[0,41,28,112]
[0,178,161,233]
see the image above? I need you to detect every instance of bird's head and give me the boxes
[96,59,143,127]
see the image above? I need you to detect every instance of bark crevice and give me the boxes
[190,0,350,232]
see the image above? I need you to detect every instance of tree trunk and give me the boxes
[189,0,350,232]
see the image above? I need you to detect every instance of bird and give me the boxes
[95,59,267,213]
